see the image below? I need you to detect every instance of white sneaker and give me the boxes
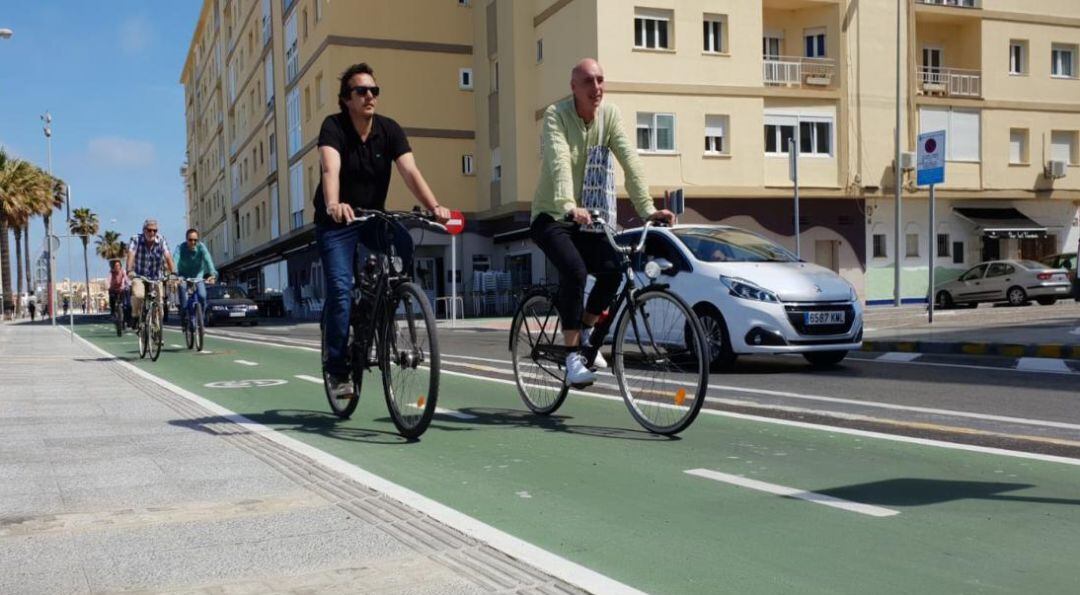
[565,352,596,387]
[581,328,608,369]
[326,373,355,399]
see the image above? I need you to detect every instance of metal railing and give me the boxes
[919,67,982,97]
[763,56,836,88]
[916,0,979,8]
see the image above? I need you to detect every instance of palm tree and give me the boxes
[0,149,35,316]
[39,176,66,316]
[23,164,51,304]
[69,208,100,313]
[95,230,125,261]
[13,164,51,314]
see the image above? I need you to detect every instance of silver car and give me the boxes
[934,260,1072,308]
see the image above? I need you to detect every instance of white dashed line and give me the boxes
[1016,357,1071,373]
[435,407,476,420]
[876,352,921,363]
[234,360,259,366]
[685,469,899,518]
[295,374,324,384]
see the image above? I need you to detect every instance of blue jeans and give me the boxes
[178,280,207,325]
[318,219,414,377]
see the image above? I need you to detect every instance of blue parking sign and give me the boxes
[917,130,946,186]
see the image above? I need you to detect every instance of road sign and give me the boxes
[917,130,946,186]
[445,210,465,236]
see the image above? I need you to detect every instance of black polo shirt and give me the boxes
[313,112,412,226]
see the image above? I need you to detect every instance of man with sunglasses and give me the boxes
[173,228,217,327]
[126,219,176,327]
[314,62,451,398]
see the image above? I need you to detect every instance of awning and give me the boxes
[953,208,1047,239]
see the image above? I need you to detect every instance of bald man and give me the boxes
[530,58,675,386]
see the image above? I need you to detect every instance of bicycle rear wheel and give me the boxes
[114,308,123,337]
[137,316,148,359]
[612,288,708,435]
[194,303,205,352]
[510,292,569,415]
[380,282,439,439]
[149,306,163,362]
[321,316,362,419]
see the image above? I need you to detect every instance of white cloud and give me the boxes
[87,137,157,168]
[120,16,153,54]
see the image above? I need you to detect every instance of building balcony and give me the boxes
[918,67,982,98]
[763,56,836,88]
[916,0,980,8]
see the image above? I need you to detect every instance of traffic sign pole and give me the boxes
[917,130,946,324]
[928,183,936,324]
[445,210,465,328]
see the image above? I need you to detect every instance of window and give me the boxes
[255,205,261,230]
[804,27,826,58]
[919,107,980,162]
[491,148,502,181]
[906,233,920,258]
[636,113,676,152]
[763,33,782,60]
[872,234,887,258]
[937,234,950,257]
[1009,128,1028,164]
[315,72,323,107]
[269,181,280,239]
[1051,44,1076,78]
[285,11,299,83]
[268,130,277,173]
[459,68,473,90]
[765,114,833,156]
[304,86,311,122]
[1009,40,1027,75]
[490,59,499,92]
[952,241,964,264]
[458,0,470,5]
[315,0,322,22]
[703,15,726,53]
[634,9,672,50]
[1051,130,1078,164]
[301,8,309,41]
[536,39,543,63]
[462,154,475,176]
[264,56,275,106]
[289,162,304,230]
[704,115,728,154]
[286,88,301,156]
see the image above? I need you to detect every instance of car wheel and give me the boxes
[1036,297,1057,306]
[693,305,737,370]
[1006,286,1028,306]
[935,290,953,310]
[803,350,848,368]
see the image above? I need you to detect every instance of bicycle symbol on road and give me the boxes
[204,379,288,389]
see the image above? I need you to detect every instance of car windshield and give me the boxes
[672,227,796,263]
[207,286,248,300]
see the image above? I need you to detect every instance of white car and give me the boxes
[608,225,863,368]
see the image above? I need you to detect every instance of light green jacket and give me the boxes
[531,100,656,223]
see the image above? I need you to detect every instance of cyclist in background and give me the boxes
[107,259,130,322]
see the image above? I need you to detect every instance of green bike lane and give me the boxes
[76,322,1080,594]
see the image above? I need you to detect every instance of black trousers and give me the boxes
[530,214,623,332]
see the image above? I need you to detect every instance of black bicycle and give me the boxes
[179,277,207,352]
[132,275,165,362]
[111,288,129,337]
[510,212,710,435]
[319,208,445,439]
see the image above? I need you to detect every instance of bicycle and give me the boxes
[510,212,710,435]
[110,288,129,337]
[319,208,445,439]
[179,277,207,352]
[132,275,166,362]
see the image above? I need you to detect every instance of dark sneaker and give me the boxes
[326,373,355,399]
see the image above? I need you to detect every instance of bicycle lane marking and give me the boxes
[684,469,899,517]
[62,324,1080,593]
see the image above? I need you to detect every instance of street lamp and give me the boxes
[0,28,13,39]
[42,112,57,325]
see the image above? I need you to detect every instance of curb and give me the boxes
[862,340,1080,360]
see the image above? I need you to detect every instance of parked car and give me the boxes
[604,225,863,369]
[205,285,260,326]
[934,260,1071,308]
[1039,252,1078,299]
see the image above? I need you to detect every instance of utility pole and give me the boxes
[42,112,56,325]
[894,0,904,307]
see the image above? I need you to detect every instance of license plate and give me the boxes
[229,311,246,318]
[1055,286,1068,292]
[805,311,845,325]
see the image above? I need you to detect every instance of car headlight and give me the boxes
[849,285,858,302]
[720,276,779,303]
[247,304,259,311]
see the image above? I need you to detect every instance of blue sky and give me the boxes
[0,1,201,281]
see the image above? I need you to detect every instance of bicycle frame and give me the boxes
[180,278,204,327]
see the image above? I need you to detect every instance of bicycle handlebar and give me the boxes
[563,209,660,256]
[349,208,447,232]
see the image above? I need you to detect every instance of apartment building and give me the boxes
[182,0,1080,312]
[181,0,476,311]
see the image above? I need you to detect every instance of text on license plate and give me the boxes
[805,311,845,325]
[229,311,246,317]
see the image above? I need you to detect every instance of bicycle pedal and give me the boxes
[568,381,594,390]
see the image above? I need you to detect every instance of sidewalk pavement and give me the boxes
[0,322,581,594]
[863,300,1080,359]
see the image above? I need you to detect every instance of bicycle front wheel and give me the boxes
[114,309,123,337]
[149,306,163,362]
[612,288,709,435]
[194,303,205,352]
[137,317,148,359]
[380,282,439,439]
[183,310,194,349]
[510,292,569,415]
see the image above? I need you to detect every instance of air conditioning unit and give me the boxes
[1046,160,1068,180]
[900,152,917,171]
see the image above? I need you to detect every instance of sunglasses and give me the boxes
[145,228,158,233]
[350,85,380,98]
